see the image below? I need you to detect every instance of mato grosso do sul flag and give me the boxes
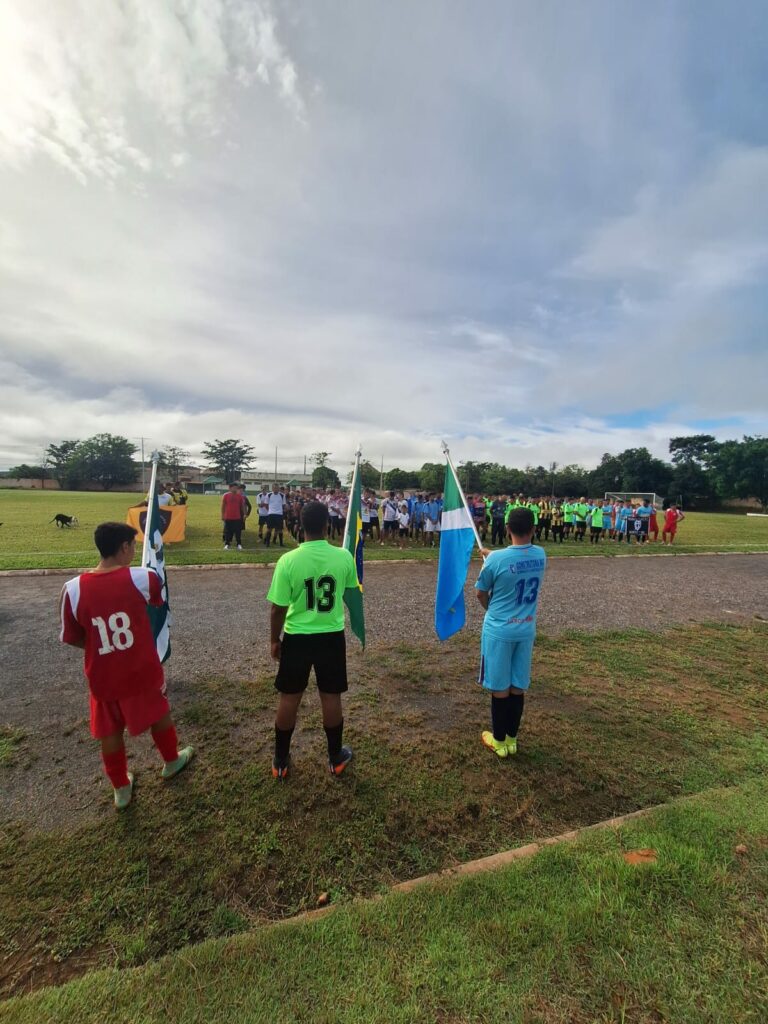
[435,451,481,641]
[342,448,366,646]
[142,452,171,662]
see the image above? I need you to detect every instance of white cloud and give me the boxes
[569,147,768,295]
[0,0,304,183]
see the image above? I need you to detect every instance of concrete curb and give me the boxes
[1,549,766,578]
[269,792,697,931]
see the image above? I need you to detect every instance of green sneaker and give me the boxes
[505,735,518,756]
[161,746,195,780]
[481,730,508,758]
[114,772,134,810]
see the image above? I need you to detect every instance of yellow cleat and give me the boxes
[481,731,508,758]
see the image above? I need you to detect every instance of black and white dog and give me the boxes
[50,513,79,528]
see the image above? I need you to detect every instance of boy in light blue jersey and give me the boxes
[475,507,546,757]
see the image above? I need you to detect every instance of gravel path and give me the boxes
[1,553,766,825]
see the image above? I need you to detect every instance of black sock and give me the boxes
[491,697,506,742]
[274,726,293,763]
[324,719,344,762]
[506,694,525,738]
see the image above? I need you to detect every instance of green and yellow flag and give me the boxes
[343,452,366,646]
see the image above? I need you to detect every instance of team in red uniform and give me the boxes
[59,522,194,809]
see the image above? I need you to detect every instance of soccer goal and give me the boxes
[604,491,665,509]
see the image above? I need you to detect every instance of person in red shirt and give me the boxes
[59,522,194,810]
[221,482,247,550]
[662,504,685,545]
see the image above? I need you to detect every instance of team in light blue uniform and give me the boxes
[475,542,547,691]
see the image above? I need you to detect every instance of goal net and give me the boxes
[604,491,665,509]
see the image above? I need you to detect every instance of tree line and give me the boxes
[5,433,767,508]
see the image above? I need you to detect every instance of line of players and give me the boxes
[223,483,686,551]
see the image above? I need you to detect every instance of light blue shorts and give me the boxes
[478,633,535,692]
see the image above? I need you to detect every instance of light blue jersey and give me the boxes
[475,543,547,641]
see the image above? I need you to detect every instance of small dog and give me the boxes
[51,513,79,528]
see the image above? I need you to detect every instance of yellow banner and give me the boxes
[126,504,187,543]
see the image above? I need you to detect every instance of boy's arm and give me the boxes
[269,603,288,661]
[58,587,86,648]
[476,589,490,611]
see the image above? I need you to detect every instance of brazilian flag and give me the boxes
[343,455,366,646]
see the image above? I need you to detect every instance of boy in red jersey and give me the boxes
[662,504,685,545]
[59,522,194,810]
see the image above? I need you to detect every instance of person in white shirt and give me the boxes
[257,490,269,540]
[397,502,410,550]
[264,484,286,548]
[380,491,399,546]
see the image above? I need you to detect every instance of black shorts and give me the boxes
[275,631,348,694]
[267,514,283,530]
[383,520,398,533]
[258,514,267,526]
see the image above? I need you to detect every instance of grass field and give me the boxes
[2,622,767,1002]
[3,778,767,1023]
[1,490,767,570]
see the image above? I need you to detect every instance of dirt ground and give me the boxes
[1,553,766,828]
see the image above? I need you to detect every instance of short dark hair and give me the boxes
[507,507,535,537]
[94,522,137,558]
[301,500,329,536]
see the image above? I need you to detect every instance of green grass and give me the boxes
[2,623,767,1000]
[0,729,26,768]
[3,778,767,1023]
[0,490,766,570]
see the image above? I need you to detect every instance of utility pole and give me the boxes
[550,461,558,497]
[303,454,307,476]
[274,446,278,483]
[380,455,384,491]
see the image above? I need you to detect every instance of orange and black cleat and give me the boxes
[329,746,353,777]
[272,756,289,781]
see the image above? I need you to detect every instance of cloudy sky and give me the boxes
[1,1,767,478]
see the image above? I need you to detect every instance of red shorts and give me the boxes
[89,686,170,739]
[664,524,677,536]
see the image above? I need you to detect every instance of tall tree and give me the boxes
[311,451,331,468]
[708,436,768,509]
[73,434,138,490]
[201,439,255,484]
[418,462,444,492]
[46,440,81,488]
[358,460,381,490]
[159,445,190,480]
[669,434,718,465]
[383,467,419,490]
[312,465,340,489]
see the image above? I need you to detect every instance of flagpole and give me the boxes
[343,445,362,550]
[441,441,486,557]
[141,451,160,565]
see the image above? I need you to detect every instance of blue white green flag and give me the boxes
[435,459,476,641]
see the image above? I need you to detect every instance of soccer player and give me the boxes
[59,522,193,809]
[397,501,410,549]
[475,507,546,758]
[264,483,287,548]
[221,482,246,550]
[256,488,269,540]
[589,500,604,543]
[662,503,685,545]
[490,495,507,546]
[267,501,358,779]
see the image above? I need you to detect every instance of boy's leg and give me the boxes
[100,730,130,788]
[316,632,352,775]
[151,711,194,779]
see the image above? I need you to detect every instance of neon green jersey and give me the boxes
[563,502,573,523]
[590,506,603,527]
[267,540,358,634]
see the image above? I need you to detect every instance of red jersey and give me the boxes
[664,508,680,530]
[221,491,246,520]
[59,567,164,701]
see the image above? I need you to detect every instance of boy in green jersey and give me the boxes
[267,501,359,779]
